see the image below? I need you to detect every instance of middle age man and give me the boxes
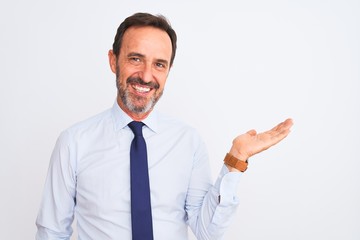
[36,12,293,240]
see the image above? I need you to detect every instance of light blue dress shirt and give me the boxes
[36,102,242,240]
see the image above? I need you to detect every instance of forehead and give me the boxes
[121,26,172,61]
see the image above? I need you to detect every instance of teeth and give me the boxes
[133,85,150,93]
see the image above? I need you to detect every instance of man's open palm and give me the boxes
[229,118,294,161]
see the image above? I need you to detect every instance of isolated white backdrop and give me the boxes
[1,0,359,239]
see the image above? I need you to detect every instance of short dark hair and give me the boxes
[112,12,177,66]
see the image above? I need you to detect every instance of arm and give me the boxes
[187,118,294,239]
[35,131,76,240]
[185,136,241,240]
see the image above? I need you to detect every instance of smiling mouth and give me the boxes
[132,84,151,94]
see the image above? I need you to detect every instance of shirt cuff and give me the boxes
[214,165,242,206]
[210,165,242,227]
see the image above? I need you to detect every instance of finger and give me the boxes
[283,118,294,128]
[276,119,293,138]
[246,129,257,136]
[272,125,292,143]
[261,130,289,148]
[271,118,293,133]
[263,121,292,143]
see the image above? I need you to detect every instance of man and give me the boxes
[36,12,293,240]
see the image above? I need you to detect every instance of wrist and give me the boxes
[224,153,248,172]
[226,165,241,172]
[229,148,249,162]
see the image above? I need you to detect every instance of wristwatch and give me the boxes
[223,153,248,172]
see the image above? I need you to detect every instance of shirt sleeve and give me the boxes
[185,139,242,240]
[35,130,76,240]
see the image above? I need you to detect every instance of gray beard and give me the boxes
[119,86,160,114]
[117,79,163,114]
[115,64,163,115]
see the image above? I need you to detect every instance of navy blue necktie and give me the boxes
[128,121,154,240]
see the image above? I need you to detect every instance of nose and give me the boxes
[139,63,153,83]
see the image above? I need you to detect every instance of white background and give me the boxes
[1,0,359,239]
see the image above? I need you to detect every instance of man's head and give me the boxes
[112,13,177,67]
[108,13,177,120]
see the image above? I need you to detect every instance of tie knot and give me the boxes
[128,121,144,136]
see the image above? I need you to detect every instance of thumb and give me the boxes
[247,129,257,136]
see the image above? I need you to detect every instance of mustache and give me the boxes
[126,77,160,90]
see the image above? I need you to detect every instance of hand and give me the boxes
[228,118,294,165]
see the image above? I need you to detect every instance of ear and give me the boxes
[108,50,117,74]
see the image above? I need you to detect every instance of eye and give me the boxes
[128,57,143,66]
[130,57,141,62]
[156,62,165,68]
[155,61,169,70]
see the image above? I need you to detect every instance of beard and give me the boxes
[116,68,163,115]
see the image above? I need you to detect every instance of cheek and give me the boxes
[117,70,129,85]
[116,62,134,82]
[116,76,128,91]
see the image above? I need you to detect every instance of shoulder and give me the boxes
[61,108,113,138]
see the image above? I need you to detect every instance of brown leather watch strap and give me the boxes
[224,153,248,172]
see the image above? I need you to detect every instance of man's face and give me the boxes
[109,26,172,119]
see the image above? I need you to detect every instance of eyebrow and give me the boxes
[128,52,144,58]
[128,52,169,66]
[156,59,169,66]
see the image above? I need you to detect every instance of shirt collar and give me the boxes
[111,100,159,133]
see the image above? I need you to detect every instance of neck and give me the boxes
[117,98,151,121]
